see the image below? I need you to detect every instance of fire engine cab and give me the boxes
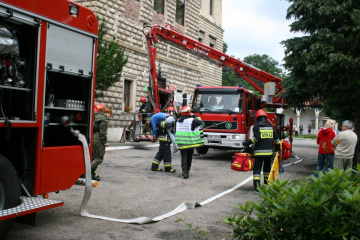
[191,85,286,154]
[0,0,98,236]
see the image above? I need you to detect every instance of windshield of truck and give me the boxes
[192,91,243,114]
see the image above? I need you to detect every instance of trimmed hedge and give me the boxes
[225,168,360,239]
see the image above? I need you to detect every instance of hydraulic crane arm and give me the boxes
[144,24,285,111]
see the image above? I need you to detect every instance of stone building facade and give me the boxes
[74,0,223,141]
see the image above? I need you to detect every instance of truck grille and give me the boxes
[203,121,238,130]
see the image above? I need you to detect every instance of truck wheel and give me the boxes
[0,154,21,237]
[196,146,209,155]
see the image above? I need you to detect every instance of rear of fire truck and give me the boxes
[0,0,98,236]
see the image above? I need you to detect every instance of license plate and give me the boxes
[207,135,220,139]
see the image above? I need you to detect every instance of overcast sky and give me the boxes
[222,0,300,66]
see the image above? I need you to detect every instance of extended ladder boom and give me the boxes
[145,24,285,110]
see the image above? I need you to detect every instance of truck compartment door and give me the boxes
[46,24,94,75]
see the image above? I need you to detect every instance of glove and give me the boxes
[242,139,252,147]
[275,144,281,152]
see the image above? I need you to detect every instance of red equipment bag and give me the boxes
[231,153,254,172]
[281,139,291,160]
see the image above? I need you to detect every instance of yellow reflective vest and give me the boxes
[175,117,204,149]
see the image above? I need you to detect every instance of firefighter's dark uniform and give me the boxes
[175,115,204,179]
[151,118,176,172]
[92,111,108,180]
[139,102,152,123]
[250,121,280,190]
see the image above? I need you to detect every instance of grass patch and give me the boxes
[292,134,317,139]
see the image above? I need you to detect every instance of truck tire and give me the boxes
[0,154,21,237]
[196,146,209,155]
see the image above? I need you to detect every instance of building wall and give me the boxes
[74,0,223,141]
[200,0,222,27]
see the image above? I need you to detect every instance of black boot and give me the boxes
[92,169,100,181]
[183,170,189,179]
[253,180,261,192]
[264,177,269,185]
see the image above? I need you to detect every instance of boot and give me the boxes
[151,167,162,171]
[253,180,260,192]
[151,160,162,171]
[182,170,189,179]
[264,177,269,185]
[92,169,100,181]
[165,164,176,173]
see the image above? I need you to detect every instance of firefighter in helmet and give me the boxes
[92,103,108,181]
[150,112,176,172]
[138,97,152,123]
[242,109,280,191]
[164,106,176,116]
[175,106,204,179]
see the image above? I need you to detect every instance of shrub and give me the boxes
[224,168,360,239]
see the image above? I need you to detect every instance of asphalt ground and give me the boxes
[4,138,318,240]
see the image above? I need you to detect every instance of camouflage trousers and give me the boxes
[92,136,106,171]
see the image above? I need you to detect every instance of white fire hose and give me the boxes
[76,133,301,224]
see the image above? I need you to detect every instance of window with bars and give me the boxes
[154,0,164,14]
[176,0,185,25]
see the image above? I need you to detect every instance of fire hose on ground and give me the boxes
[76,133,302,224]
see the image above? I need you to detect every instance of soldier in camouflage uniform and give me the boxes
[92,103,108,181]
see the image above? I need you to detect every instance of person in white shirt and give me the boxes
[331,120,358,170]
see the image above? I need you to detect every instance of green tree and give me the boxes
[222,42,250,87]
[223,42,228,54]
[281,0,360,125]
[222,42,239,87]
[243,54,285,78]
[96,18,128,98]
[222,52,284,97]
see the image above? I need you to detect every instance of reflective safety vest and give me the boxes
[175,118,204,149]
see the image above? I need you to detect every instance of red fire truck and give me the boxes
[0,0,98,235]
[145,25,289,154]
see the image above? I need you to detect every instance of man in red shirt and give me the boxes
[315,119,336,176]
